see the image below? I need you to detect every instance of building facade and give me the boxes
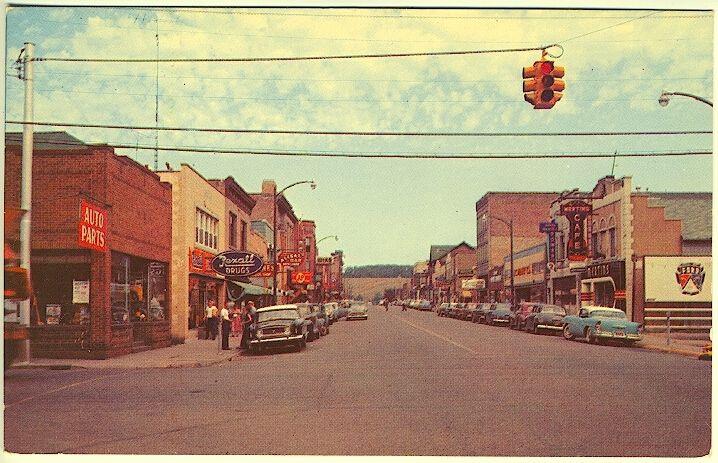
[5,132,172,358]
[475,192,558,302]
[503,243,547,303]
[158,164,227,342]
[443,242,477,302]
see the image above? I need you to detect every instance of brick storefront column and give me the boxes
[90,250,112,356]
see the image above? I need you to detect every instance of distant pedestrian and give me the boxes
[221,302,232,350]
[230,302,242,337]
[205,299,218,340]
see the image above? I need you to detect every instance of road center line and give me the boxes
[391,313,478,355]
[5,372,126,409]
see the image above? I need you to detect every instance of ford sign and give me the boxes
[210,251,264,277]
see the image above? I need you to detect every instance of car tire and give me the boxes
[301,335,307,348]
[487,318,493,326]
[532,322,540,335]
[562,324,574,340]
[585,327,595,344]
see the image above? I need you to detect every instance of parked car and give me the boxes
[347,303,369,320]
[314,305,330,336]
[509,302,535,330]
[324,302,339,324]
[472,303,493,323]
[468,303,485,322]
[437,303,451,317]
[446,303,462,318]
[453,303,469,320]
[296,303,320,341]
[523,304,566,334]
[485,303,512,325]
[417,300,432,311]
[562,306,643,345]
[249,305,307,354]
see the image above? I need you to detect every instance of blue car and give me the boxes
[485,303,512,326]
[562,306,642,345]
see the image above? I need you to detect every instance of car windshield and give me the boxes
[591,310,627,319]
[258,309,299,322]
[541,305,566,315]
[494,304,511,311]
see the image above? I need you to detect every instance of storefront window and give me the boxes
[111,253,169,323]
[33,263,91,325]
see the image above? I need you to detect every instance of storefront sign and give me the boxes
[210,251,264,277]
[72,280,90,304]
[188,248,216,276]
[317,257,333,265]
[560,200,592,262]
[78,200,108,252]
[278,251,305,265]
[291,271,313,285]
[539,221,558,233]
[548,232,556,263]
[256,263,275,278]
[45,304,62,325]
[644,256,712,302]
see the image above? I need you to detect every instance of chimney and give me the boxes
[262,180,276,195]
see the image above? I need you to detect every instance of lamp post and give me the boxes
[489,215,514,306]
[273,180,316,305]
[658,91,713,107]
[316,235,339,246]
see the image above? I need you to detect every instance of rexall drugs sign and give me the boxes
[644,256,712,303]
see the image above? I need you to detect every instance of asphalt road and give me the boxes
[4,303,711,456]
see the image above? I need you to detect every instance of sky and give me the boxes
[4,3,714,267]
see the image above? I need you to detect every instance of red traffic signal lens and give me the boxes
[539,61,554,75]
[540,89,554,102]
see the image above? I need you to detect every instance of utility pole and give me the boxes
[154,15,159,171]
[18,42,35,364]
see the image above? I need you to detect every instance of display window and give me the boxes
[111,252,169,324]
[32,263,91,325]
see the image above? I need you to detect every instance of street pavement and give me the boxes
[4,303,711,456]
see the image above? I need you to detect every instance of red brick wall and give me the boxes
[631,195,682,257]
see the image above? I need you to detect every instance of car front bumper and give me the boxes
[347,314,368,319]
[491,318,510,323]
[250,334,304,345]
[537,324,563,331]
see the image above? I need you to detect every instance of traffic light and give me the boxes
[523,60,565,109]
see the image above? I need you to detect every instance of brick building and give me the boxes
[475,192,558,301]
[443,242,476,302]
[411,260,429,300]
[427,244,453,304]
[547,176,711,324]
[503,243,547,303]
[317,250,344,301]
[250,180,300,304]
[5,132,172,358]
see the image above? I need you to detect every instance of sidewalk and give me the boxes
[15,329,245,370]
[637,332,711,359]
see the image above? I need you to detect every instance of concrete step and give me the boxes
[132,340,150,353]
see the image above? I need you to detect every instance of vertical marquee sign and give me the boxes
[78,200,108,252]
[560,200,592,262]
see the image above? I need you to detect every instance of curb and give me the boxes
[9,351,242,370]
[639,343,703,359]
[11,364,84,370]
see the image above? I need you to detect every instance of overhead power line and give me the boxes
[6,121,712,138]
[3,137,710,160]
[31,44,556,64]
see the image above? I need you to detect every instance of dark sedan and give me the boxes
[509,302,535,330]
[472,303,494,323]
[485,303,512,326]
[249,305,307,354]
[524,304,567,334]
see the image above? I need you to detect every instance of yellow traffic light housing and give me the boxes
[523,60,565,109]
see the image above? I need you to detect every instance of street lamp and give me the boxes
[658,91,713,107]
[489,215,514,307]
[273,180,316,305]
[316,235,339,246]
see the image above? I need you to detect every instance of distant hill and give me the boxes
[342,277,410,302]
[344,265,413,278]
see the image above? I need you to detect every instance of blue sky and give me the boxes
[4,5,714,266]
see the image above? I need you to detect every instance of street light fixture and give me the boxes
[316,235,339,245]
[489,215,514,307]
[658,91,713,107]
[273,180,316,305]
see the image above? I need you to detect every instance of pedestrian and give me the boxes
[221,302,232,350]
[205,299,218,340]
[240,301,256,350]
[230,302,242,337]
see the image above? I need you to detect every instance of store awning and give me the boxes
[228,280,272,295]
[461,278,485,290]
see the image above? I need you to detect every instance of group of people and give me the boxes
[204,299,257,350]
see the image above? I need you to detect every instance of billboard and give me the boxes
[644,256,712,303]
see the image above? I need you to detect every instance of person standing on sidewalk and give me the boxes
[221,302,232,350]
[230,302,242,337]
[240,301,256,350]
[205,299,218,340]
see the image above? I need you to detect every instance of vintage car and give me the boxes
[453,303,470,320]
[523,304,566,334]
[324,302,339,324]
[472,303,493,323]
[485,303,512,325]
[249,305,307,353]
[346,303,369,320]
[436,303,451,317]
[417,300,432,311]
[509,302,535,330]
[562,306,642,345]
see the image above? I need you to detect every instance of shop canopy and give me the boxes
[228,280,272,296]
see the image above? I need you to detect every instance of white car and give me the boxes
[324,302,339,322]
[346,304,368,320]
